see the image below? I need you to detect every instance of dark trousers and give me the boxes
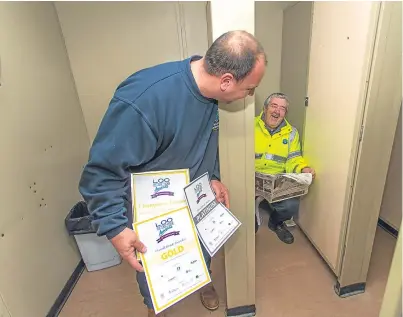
[136,240,212,309]
[269,197,300,226]
[256,197,300,229]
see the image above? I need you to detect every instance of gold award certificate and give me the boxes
[133,207,211,314]
[131,169,190,223]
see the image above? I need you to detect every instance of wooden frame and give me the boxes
[208,0,257,314]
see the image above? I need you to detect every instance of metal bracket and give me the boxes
[359,125,364,142]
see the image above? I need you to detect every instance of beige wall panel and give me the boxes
[255,2,284,114]
[379,228,402,317]
[280,1,313,142]
[0,2,89,317]
[0,294,11,317]
[298,1,380,272]
[55,1,207,143]
[380,107,402,230]
[180,2,209,57]
[209,0,256,309]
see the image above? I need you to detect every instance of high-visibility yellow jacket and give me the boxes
[255,113,309,175]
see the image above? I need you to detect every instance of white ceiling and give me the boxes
[278,1,299,10]
[255,1,299,10]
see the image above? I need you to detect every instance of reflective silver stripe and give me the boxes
[265,153,287,163]
[288,127,297,154]
[288,151,302,159]
[289,127,297,143]
[255,153,263,159]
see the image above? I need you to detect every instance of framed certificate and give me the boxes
[131,169,190,223]
[133,206,211,314]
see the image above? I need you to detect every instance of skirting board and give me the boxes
[226,304,256,317]
[46,260,85,317]
[378,218,399,238]
[334,281,366,298]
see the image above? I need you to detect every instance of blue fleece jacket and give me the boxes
[79,56,220,239]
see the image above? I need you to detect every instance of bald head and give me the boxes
[204,30,267,81]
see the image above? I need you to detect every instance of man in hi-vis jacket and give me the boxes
[255,92,316,244]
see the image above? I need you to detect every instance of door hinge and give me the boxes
[359,125,364,141]
[305,97,309,107]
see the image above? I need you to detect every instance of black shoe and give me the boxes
[268,222,294,244]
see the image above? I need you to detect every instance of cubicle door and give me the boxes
[297,2,380,274]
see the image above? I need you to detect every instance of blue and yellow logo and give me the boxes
[151,177,175,199]
[155,217,180,243]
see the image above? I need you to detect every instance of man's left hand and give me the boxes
[211,180,230,209]
[302,167,316,179]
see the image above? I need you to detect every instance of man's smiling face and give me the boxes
[264,97,288,129]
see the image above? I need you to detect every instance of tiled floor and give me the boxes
[60,216,396,317]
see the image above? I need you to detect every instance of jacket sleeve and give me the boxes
[285,128,309,173]
[79,97,158,239]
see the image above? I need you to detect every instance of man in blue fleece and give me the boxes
[79,30,266,317]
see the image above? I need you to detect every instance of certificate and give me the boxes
[133,207,211,314]
[131,169,190,223]
[184,172,242,257]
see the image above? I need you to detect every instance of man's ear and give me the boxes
[220,73,235,91]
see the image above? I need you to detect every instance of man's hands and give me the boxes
[302,167,316,179]
[110,228,147,272]
[211,179,230,208]
[110,180,229,272]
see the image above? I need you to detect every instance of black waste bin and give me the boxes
[65,201,95,235]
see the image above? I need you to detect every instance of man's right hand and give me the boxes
[110,228,147,272]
